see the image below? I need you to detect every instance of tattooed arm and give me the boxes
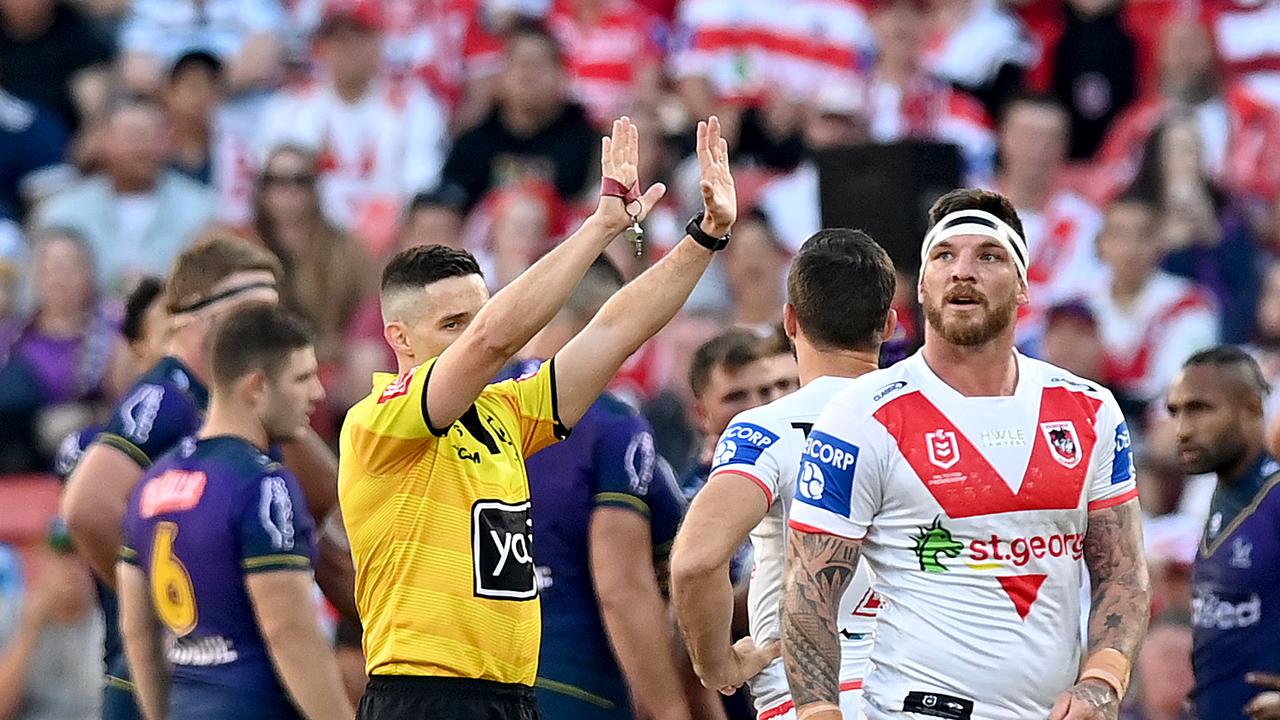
[781,527,863,718]
[1049,499,1151,720]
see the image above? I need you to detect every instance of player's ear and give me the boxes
[782,304,798,340]
[1016,277,1031,307]
[242,370,268,408]
[881,308,898,343]
[383,320,412,358]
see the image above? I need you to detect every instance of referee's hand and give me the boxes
[695,115,737,238]
[596,116,666,231]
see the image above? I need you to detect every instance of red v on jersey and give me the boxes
[873,388,1102,519]
[997,574,1048,620]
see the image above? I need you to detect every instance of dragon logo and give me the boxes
[911,516,964,573]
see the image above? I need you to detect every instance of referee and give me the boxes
[339,115,738,720]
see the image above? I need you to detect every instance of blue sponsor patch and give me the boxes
[794,430,858,516]
[1111,421,1134,485]
[712,422,780,469]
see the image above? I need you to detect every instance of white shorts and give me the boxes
[758,682,865,720]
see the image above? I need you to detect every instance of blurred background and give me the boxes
[2,0,1276,717]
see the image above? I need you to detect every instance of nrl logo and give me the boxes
[925,429,960,469]
[1040,421,1081,468]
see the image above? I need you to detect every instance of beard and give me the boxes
[923,285,1019,347]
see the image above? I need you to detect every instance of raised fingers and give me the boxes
[627,117,638,170]
[696,119,709,172]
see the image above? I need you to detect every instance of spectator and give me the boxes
[164,50,226,185]
[1048,0,1137,160]
[0,84,72,223]
[397,186,468,252]
[0,522,102,720]
[471,183,560,289]
[0,0,113,130]
[441,20,597,213]
[1124,616,1195,720]
[1039,301,1106,382]
[924,0,1036,118]
[1093,17,1280,206]
[261,2,448,233]
[1127,113,1262,345]
[1090,193,1218,415]
[0,230,128,471]
[545,0,664,128]
[722,211,787,330]
[117,0,287,94]
[668,0,871,119]
[117,275,168,380]
[252,144,374,415]
[1203,0,1280,110]
[866,0,996,179]
[992,93,1104,351]
[1249,261,1280,419]
[756,322,799,399]
[31,97,216,296]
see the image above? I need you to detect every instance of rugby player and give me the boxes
[1165,347,1280,719]
[118,304,352,720]
[502,257,691,720]
[59,236,354,719]
[339,116,736,720]
[672,229,896,720]
[781,188,1151,720]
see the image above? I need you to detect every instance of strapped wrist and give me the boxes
[1079,648,1131,699]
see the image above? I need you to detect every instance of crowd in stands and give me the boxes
[4,0,1280,717]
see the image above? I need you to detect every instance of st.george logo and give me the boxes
[1040,421,1081,468]
[925,429,960,469]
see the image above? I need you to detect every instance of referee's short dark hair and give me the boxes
[381,244,484,294]
[211,304,313,390]
[787,229,896,352]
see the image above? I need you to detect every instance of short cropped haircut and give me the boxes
[165,235,283,314]
[689,328,765,399]
[123,276,164,343]
[381,244,483,294]
[928,188,1026,245]
[788,229,896,352]
[211,304,313,390]
[505,18,565,66]
[1183,345,1271,399]
[563,256,625,325]
[760,322,793,357]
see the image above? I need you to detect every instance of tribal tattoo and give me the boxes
[1084,500,1151,663]
[781,527,863,710]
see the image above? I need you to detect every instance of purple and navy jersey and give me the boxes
[501,360,685,711]
[97,356,209,469]
[121,435,315,716]
[1192,453,1280,720]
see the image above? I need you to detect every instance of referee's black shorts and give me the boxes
[358,675,541,720]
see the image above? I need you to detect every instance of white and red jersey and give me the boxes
[669,0,872,104]
[259,78,448,228]
[1090,270,1219,403]
[547,0,665,127]
[865,71,996,179]
[923,0,1036,91]
[789,351,1138,720]
[709,376,877,718]
[1010,189,1106,345]
[1091,84,1280,204]
[1205,0,1280,110]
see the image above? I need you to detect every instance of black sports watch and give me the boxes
[685,212,732,251]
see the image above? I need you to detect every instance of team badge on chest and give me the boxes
[1040,421,1082,468]
[926,429,960,469]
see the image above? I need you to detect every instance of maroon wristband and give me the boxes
[600,177,640,203]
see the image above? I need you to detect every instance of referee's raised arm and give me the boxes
[552,116,737,426]
[422,116,668,431]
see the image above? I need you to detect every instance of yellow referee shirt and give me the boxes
[338,357,568,686]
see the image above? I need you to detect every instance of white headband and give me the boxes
[921,209,1029,282]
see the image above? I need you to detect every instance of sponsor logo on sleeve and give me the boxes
[625,431,656,494]
[259,477,296,551]
[795,430,859,515]
[712,422,780,469]
[121,384,165,443]
[1111,421,1134,485]
[140,470,207,518]
[473,500,537,600]
[378,366,418,403]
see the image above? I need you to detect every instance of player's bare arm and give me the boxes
[117,562,170,720]
[423,116,666,430]
[247,570,356,720]
[63,444,144,586]
[1050,499,1151,720]
[591,508,692,720]
[781,527,863,719]
[672,474,777,691]
[553,116,736,426]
